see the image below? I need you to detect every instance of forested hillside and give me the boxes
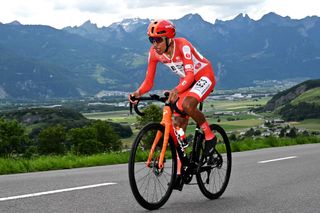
[259,79,320,121]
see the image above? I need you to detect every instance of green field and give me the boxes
[291,88,320,106]
[83,98,269,148]
[83,110,137,124]
[290,119,320,131]
[83,97,318,148]
[204,97,270,111]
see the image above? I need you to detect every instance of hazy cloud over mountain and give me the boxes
[1,0,319,28]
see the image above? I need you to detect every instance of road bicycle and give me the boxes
[128,93,232,210]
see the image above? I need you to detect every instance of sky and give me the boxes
[0,0,319,29]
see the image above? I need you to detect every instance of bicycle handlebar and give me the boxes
[129,93,186,116]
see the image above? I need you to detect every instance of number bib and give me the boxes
[190,76,212,98]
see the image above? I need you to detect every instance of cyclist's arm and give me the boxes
[175,71,194,93]
[137,51,158,95]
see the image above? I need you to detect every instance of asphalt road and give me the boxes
[1,144,320,213]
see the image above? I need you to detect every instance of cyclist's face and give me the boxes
[150,37,166,55]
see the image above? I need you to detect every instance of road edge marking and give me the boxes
[0,182,117,202]
[258,156,298,164]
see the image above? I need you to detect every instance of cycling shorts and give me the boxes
[174,65,215,117]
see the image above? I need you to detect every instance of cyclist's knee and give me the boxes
[182,96,198,113]
[174,116,188,129]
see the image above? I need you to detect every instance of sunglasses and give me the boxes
[149,37,164,44]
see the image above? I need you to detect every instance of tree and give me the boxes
[136,104,162,127]
[286,127,297,138]
[108,122,133,138]
[38,125,66,155]
[67,120,122,154]
[254,129,261,136]
[229,133,237,141]
[244,128,255,137]
[0,118,29,157]
[264,120,274,128]
[279,128,286,137]
[92,120,122,152]
[67,127,102,155]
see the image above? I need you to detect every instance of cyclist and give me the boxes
[129,19,217,186]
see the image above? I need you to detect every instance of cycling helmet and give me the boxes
[147,19,176,38]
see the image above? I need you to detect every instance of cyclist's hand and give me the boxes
[128,91,140,104]
[168,89,179,103]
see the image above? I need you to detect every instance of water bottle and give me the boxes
[175,127,189,148]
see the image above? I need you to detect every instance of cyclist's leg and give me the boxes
[173,109,189,176]
[172,98,189,190]
[180,74,217,156]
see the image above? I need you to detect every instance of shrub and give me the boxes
[67,120,122,154]
[38,125,66,155]
[0,117,30,157]
[67,127,97,155]
[136,104,162,127]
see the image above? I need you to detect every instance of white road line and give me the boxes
[0,182,117,202]
[258,156,298,164]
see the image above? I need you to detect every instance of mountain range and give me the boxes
[0,12,320,99]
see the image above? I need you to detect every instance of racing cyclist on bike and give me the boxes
[129,19,217,188]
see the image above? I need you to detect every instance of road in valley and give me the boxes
[1,144,320,213]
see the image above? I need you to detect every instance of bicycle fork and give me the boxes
[146,105,173,169]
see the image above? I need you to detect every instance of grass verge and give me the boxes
[229,136,320,152]
[0,136,319,175]
[0,152,130,175]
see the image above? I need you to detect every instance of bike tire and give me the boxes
[128,123,177,210]
[196,124,232,199]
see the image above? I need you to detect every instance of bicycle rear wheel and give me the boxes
[196,124,232,199]
[128,123,177,210]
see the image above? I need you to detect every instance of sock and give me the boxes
[177,155,181,175]
[200,121,216,141]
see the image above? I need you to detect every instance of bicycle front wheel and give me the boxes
[128,123,177,210]
[196,124,232,199]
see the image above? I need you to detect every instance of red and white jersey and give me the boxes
[151,37,210,77]
[138,37,214,94]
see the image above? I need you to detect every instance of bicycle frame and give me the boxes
[146,102,204,171]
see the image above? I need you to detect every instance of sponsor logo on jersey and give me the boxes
[185,64,193,69]
[182,45,191,60]
[195,63,202,69]
[164,61,185,77]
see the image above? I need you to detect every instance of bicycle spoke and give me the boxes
[138,170,152,192]
[162,171,171,183]
[142,174,151,201]
[135,164,150,174]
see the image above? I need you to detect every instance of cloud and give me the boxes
[122,0,266,22]
[125,0,263,8]
[51,0,265,15]
[53,0,123,14]
[1,0,318,29]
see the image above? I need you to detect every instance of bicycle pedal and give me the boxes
[185,183,197,185]
[173,176,184,191]
[182,144,189,149]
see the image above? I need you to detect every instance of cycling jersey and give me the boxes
[138,37,215,98]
